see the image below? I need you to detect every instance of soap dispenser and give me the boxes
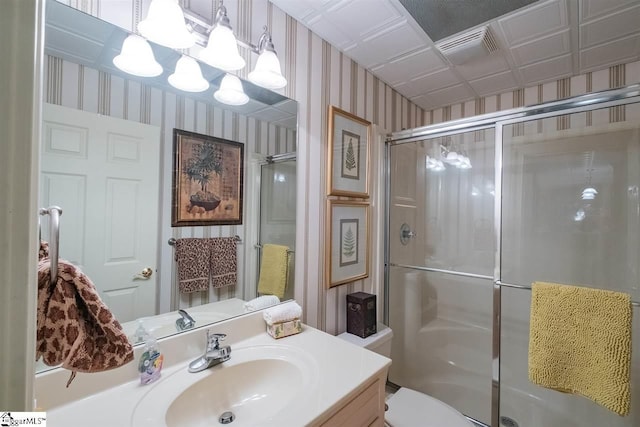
[133,319,149,344]
[138,332,164,385]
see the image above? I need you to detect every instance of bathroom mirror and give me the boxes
[37,0,297,372]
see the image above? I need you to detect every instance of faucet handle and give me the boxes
[206,331,226,350]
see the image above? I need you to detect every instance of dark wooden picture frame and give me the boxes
[172,129,244,226]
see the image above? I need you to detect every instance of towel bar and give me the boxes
[39,206,63,287]
[497,280,640,307]
[168,235,241,246]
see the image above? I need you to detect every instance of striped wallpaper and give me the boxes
[58,0,640,337]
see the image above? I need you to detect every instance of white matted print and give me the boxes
[326,200,369,288]
[327,106,371,198]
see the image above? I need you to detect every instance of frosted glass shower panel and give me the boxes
[389,129,495,276]
[388,266,493,425]
[501,107,640,300]
[259,160,296,300]
[500,286,640,427]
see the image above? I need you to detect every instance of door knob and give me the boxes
[133,267,153,280]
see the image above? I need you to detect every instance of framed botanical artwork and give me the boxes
[172,129,244,227]
[326,199,370,288]
[327,105,371,198]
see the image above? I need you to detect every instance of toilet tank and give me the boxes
[337,323,393,358]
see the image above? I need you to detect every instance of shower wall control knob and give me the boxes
[400,223,416,245]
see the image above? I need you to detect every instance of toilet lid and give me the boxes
[385,388,474,427]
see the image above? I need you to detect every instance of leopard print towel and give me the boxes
[36,258,134,386]
[174,238,212,293]
[39,241,49,261]
[210,237,237,289]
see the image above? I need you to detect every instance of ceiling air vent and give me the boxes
[436,26,498,66]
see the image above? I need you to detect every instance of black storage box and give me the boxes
[346,292,377,338]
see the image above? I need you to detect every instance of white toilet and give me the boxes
[338,324,474,427]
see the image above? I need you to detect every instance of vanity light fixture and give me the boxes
[199,1,246,72]
[186,2,287,89]
[247,27,287,90]
[214,73,249,106]
[138,0,195,49]
[113,34,163,77]
[168,55,209,92]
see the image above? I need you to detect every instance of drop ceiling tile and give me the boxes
[275,0,325,20]
[468,70,519,96]
[580,5,640,48]
[510,30,571,66]
[455,53,510,80]
[324,0,403,39]
[426,84,475,107]
[45,26,104,64]
[408,94,432,111]
[306,15,352,50]
[499,0,568,45]
[273,100,298,114]
[395,68,461,98]
[371,48,446,85]
[345,20,426,68]
[580,0,639,21]
[580,34,640,72]
[520,53,573,84]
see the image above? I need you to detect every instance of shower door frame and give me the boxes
[384,84,640,427]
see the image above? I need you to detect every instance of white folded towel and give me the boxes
[263,301,302,325]
[244,295,281,312]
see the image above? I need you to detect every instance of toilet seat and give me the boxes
[385,388,474,427]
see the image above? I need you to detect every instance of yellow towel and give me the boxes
[257,244,289,299]
[528,281,632,416]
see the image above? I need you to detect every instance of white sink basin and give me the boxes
[131,344,318,427]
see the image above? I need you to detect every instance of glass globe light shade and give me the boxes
[113,35,163,77]
[445,151,460,165]
[199,25,246,72]
[138,0,195,49]
[214,74,249,106]
[248,50,287,90]
[168,56,209,92]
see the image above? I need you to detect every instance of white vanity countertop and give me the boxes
[38,311,391,427]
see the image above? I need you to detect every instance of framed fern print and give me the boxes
[326,200,370,288]
[327,105,371,198]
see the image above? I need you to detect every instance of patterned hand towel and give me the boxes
[174,238,211,293]
[210,237,237,288]
[528,281,632,416]
[257,244,289,299]
[36,258,134,387]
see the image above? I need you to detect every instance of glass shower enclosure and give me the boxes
[258,155,296,301]
[385,86,640,427]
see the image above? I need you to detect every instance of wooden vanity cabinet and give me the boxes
[312,370,387,427]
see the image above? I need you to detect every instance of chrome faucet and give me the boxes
[188,331,231,373]
[176,309,195,331]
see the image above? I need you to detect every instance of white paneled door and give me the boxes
[40,103,160,322]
